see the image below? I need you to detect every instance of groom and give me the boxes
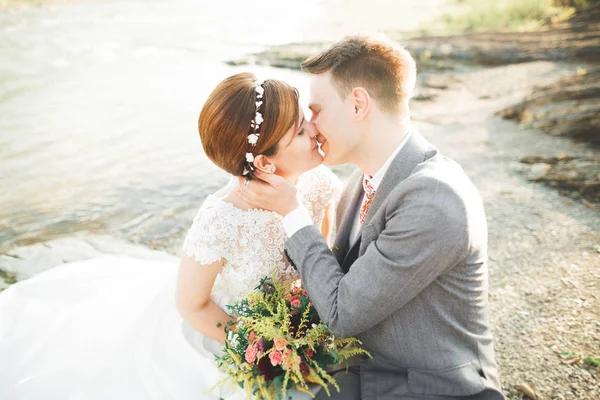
[240,34,504,400]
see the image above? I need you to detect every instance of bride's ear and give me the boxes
[253,155,276,174]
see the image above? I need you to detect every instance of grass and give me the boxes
[424,0,590,34]
[0,269,17,292]
[0,269,17,285]
[584,356,600,368]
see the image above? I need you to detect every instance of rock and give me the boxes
[498,67,600,147]
[412,93,438,102]
[519,156,600,203]
[0,235,178,284]
[517,383,538,399]
[520,155,573,165]
[528,163,552,181]
[225,42,330,70]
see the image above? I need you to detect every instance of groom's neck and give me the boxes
[355,115,412,177]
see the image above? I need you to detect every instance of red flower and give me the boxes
[245,344,258,364]
[299,361,310,376]
[289,313,303,337]
[290,298,302,308]
[305,348,314,358]
[258,356,279,381]
[249,331,256,342]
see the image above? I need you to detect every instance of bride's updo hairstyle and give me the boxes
[198,72,300,178]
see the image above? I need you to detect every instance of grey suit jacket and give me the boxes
[285,132,504,399]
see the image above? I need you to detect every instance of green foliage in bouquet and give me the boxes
[214,276,370,400]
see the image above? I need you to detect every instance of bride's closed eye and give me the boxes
[296,119,308,136]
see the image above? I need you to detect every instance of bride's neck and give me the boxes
[281,173,299,185]
[223,188,257,211]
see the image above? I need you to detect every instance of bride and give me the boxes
[0,73,341,399]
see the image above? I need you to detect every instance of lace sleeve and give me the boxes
[298,164,343,225]
[182,202,229,265]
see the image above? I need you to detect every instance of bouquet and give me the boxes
[214,276,370,400]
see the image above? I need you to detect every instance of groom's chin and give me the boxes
[320,149,341,166]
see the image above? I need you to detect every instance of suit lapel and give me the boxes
[333,131,433,267]
[361,131,431,229]
[332,171,364,264]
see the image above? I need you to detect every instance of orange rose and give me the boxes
[274,338,286,351]
[282,349,301,369]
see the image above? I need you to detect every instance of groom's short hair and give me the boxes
[301,34,416,114]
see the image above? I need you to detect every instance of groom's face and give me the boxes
[308,72,359,165]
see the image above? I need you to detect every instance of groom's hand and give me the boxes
[237,171,299,216]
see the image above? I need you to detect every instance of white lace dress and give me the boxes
[0,165,341,400]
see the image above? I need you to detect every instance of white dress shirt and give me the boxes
[283,131,413,243]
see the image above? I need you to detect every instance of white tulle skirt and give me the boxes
[0,256,316,400]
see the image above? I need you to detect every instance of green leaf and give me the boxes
[584,356,600,367]
[272,375,284,387]
[329,349,340,364]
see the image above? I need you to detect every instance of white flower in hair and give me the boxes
[246,152,254,163]
[255,112,263,125]
[255,84,264,98]
[247,133,259,145]
[255,100,263,108]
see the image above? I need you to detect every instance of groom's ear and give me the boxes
[253,155,276,174]
[351,87,370,121]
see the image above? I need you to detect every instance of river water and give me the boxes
[0,0,445,254]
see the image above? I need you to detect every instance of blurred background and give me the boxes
[0,0,454,256]
[0,1,598,398]
[0,0,596,255]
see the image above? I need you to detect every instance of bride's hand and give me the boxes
[237,171,299,216]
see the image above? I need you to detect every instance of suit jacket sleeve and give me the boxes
[284,176,469,338]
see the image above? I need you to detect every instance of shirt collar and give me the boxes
[364,130,413,191]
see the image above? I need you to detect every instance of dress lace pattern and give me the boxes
[182,165,341,302]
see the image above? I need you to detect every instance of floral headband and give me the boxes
[242,80,265,176]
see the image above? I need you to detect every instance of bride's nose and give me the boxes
[306,121,319,139]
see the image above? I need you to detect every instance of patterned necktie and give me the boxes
[359,178,376,225]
